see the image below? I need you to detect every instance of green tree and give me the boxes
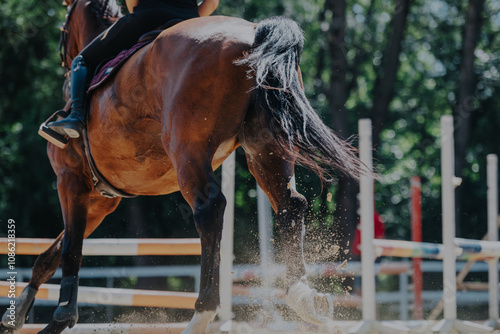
[0,0,66,247]
[1,0,499,299]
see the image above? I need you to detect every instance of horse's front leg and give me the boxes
[0,196,120,334]
[174,153,225,334]
[38,173,91,334]
[0,233,63,334]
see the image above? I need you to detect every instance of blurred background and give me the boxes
[0,0,499,323]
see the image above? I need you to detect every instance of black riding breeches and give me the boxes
[79,3,199,70]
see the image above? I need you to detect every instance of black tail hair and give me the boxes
[236,17,366,182]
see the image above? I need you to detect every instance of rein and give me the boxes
[58,0,79,72]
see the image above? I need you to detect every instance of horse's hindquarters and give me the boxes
[86,16,255,197]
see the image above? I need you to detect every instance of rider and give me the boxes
[47,0,219,138]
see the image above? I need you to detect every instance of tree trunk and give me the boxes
[347,0,376,95]
[371,0,410,148]
[326,0,358,257]
[454,0,484,237]
[327,0,348,139]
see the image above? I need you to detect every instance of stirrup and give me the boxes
[38,110,70,149]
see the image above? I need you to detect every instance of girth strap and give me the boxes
[82,129,137,199]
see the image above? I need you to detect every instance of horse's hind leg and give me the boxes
[172,151,225,334]
[0,191,120,334]
[241,125,334,324]
[243,149,308,284]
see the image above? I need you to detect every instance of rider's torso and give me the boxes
[136,0,198,10]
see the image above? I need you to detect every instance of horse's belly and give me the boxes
[89,134,238,196]
[88,110,181,195]
[93,141,180,195]
[89,130,239,196]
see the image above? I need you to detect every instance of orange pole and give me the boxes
[411,176,423,320]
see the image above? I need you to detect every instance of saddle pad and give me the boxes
[87,39,152,93]
[87,19,184,93]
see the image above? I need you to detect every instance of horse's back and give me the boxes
[87,16,256,196]
[159,16,255,46]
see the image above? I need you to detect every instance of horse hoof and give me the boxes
[1,285,38,333]
[182,310,217,334]
[0,324,15,334]
[285,276,334,324]
[37,319,75,334]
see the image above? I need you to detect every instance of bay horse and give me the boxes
[1,0,365,333]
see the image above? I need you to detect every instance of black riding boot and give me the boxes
[48,55,88,138]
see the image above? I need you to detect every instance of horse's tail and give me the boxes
[236,17,366,182]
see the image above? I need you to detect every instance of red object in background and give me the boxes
[411,176,423,320]
[352,212,385,255]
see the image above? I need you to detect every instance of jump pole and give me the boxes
[0,281,197,309]
[432,115,492,333]
[349,119,408,334]
[487,154,499,328]
[0,238,201,256]
[220,153,236,331]
[358,118,376,324]
[257,184,281,322]
[439,115,457,325]
[19,323,189,334]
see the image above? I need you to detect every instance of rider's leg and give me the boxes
[47,55,89,138]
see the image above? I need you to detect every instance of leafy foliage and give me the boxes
[0,0,66,247]
[1,0,499,270]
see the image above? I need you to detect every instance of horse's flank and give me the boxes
[87,16,256,196]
